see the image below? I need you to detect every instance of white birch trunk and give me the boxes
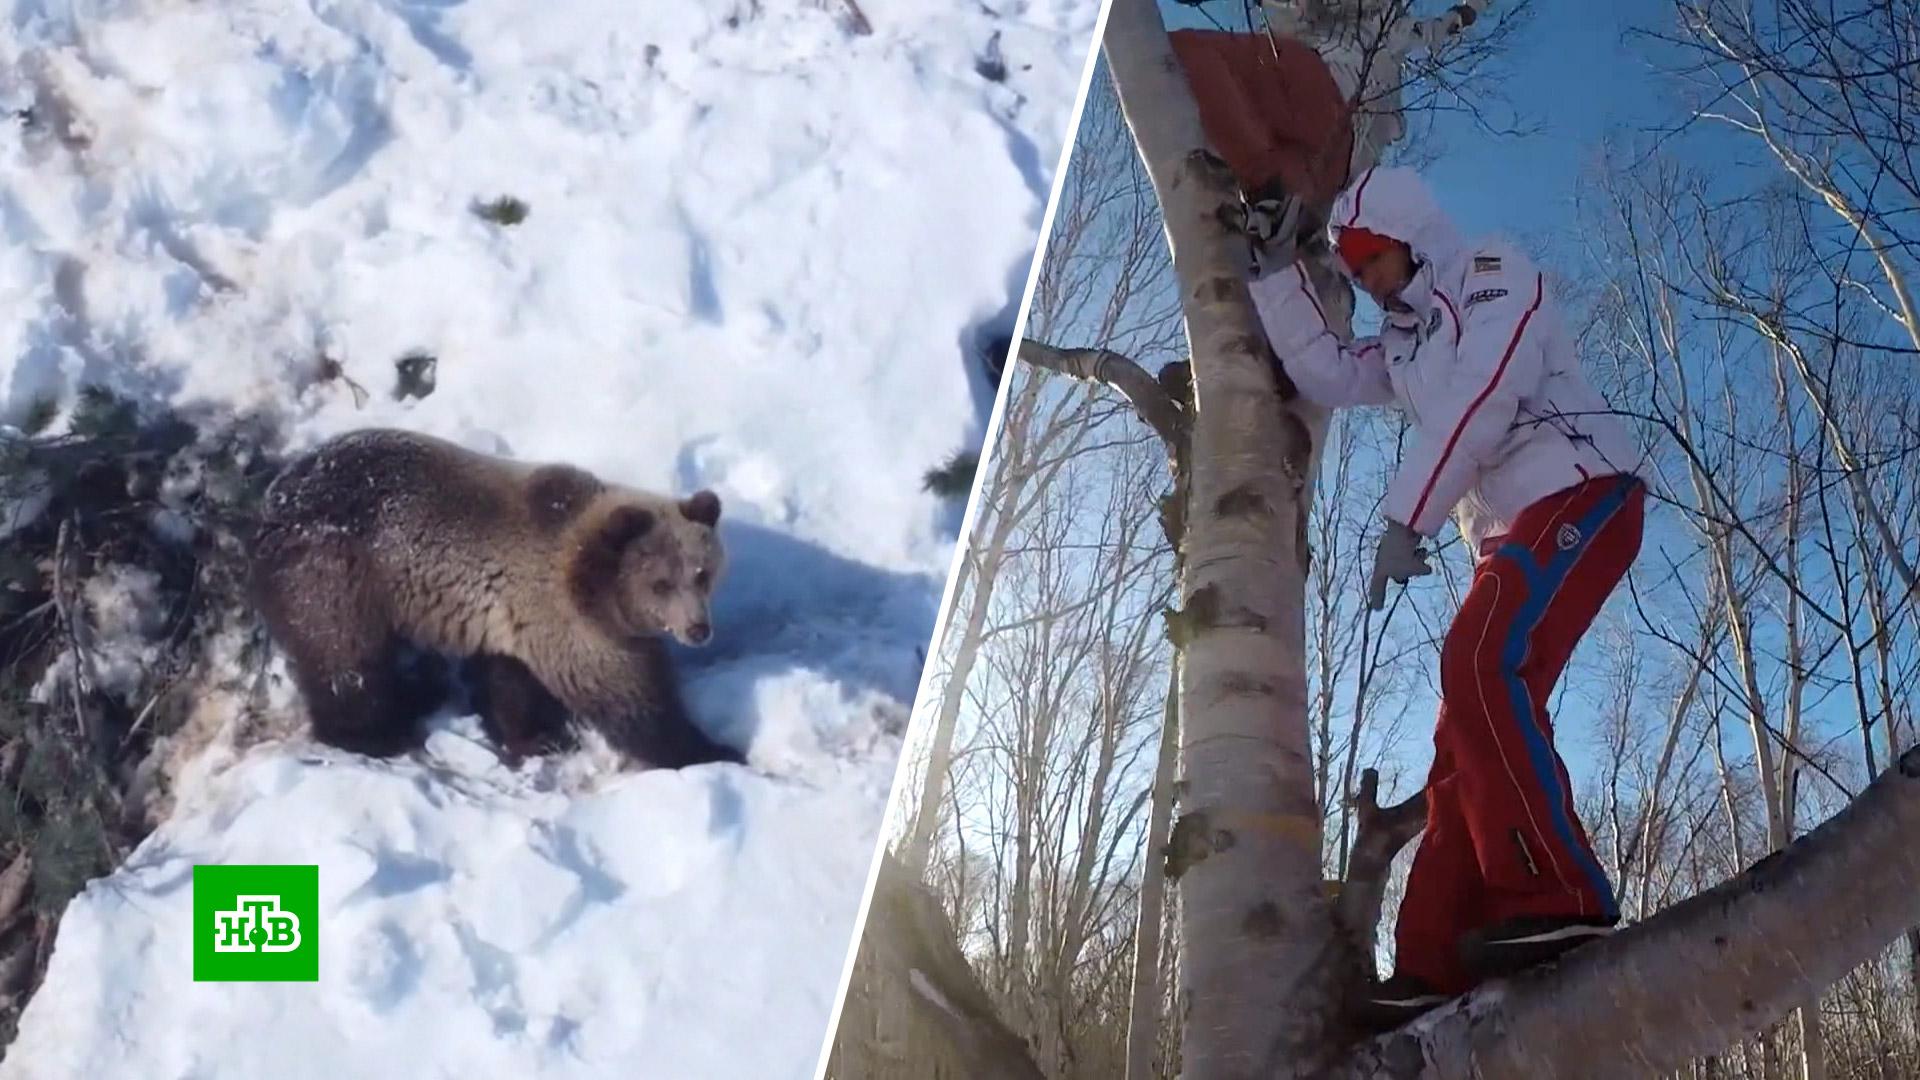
[1103,0,1338,1071]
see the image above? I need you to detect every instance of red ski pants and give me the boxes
[1166,29,1354,207]
[1393,473,1645,994]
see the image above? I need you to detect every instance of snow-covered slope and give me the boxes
[0,0,1098,1075]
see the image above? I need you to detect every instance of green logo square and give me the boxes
[193,865,319,982]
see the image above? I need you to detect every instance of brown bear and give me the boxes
[248,427,742,769]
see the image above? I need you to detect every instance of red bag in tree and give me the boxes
[1167,29,1354,211]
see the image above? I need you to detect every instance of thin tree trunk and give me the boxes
[1125,660,1181,1080]
[1636,619,1714,917]
[1748,317,1919,602]
[1334,613,1377,878]
[1710,706,1748,873]
[1862,523,1905,767]
[1861,505,1920,1044]
[1705,436,1784,857]
[902,377,1040,876]
[1772,342,1805,849]
[1309,415,1357,828]
[1050,516,1164,1070]
[1718,65,1920,358]
[1768,340,1826,1080]
[1003,687,1042,1033]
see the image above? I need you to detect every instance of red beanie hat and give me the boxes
[1336,226,1397,274]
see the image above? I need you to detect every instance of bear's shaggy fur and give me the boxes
[248,428,741,769]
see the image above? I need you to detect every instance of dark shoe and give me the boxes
[1351,973,1454,1034]
[1460,915,1616,980]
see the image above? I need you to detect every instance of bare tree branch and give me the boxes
[1333,767,1426,975]
[1018,339,1188,451]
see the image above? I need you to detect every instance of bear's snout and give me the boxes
[684,621,712,646]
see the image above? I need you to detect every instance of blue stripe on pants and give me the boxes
[1492,477,1638,919]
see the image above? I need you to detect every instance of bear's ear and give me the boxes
[569,505,655,617]
[599,505,656,549]
[526,465,605,530]
[681,490,722,527]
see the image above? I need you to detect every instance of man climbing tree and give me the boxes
[1248,164,1646,1029]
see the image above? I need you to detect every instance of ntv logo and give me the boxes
[212,895,302,954]
[193,865,319,981]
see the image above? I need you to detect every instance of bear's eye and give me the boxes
[652,580,673,597]
[694,567,710,590]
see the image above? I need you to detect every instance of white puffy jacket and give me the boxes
[1248,166,1641,553]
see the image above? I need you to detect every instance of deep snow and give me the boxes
[0,0,1100,1075]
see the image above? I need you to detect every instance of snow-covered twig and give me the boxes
[51,518,96,751]
[119,564,202,753]
[833,0,872,36]
[0,601,56,636]
[120,684,170,753]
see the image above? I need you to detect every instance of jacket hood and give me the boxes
[1326,166,1469,319]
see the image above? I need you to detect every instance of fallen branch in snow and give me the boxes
[830,0,872,36]
[0,396,283,1054]
[50,517,99,761]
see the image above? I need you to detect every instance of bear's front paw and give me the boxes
[496,725,579,767]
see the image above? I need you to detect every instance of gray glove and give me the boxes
[1367,519,1433,611]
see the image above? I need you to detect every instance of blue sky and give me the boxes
[1425,0,1676,246]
